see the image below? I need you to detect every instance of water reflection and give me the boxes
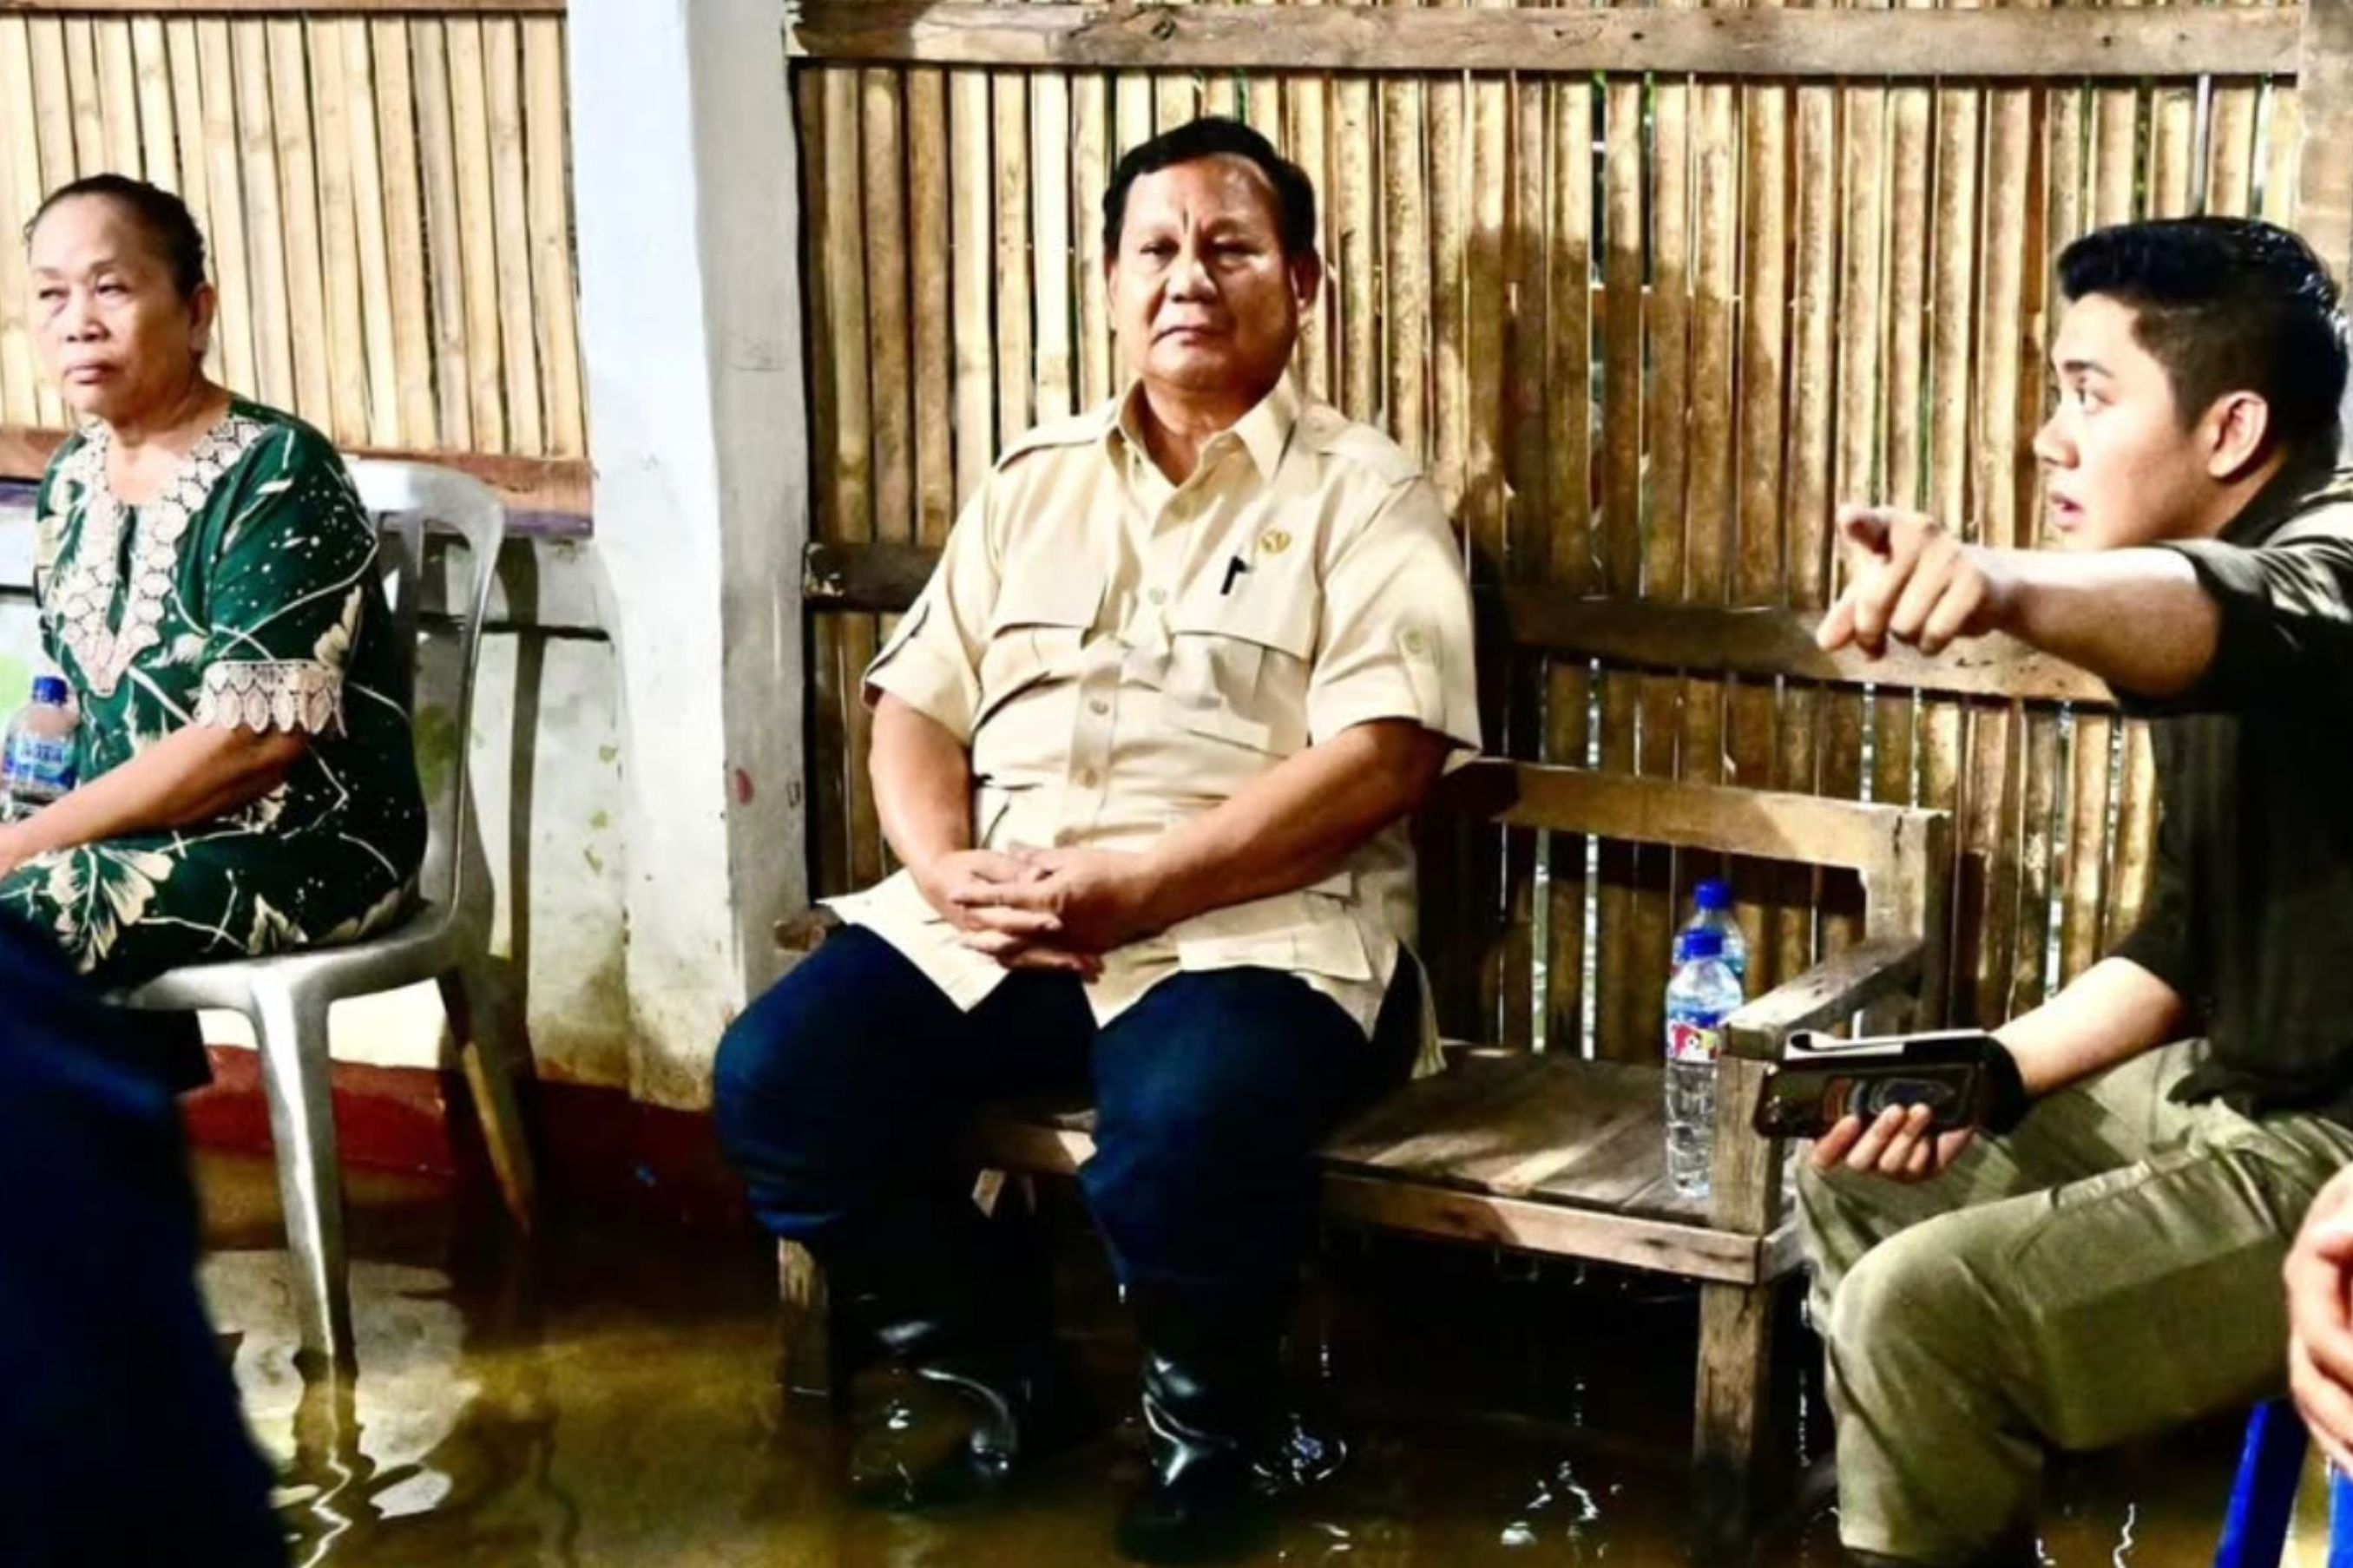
[185,1156,2250,1567]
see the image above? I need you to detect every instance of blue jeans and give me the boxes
[713,925,1417,1307]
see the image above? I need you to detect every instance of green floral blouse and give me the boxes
[1,397,426,985]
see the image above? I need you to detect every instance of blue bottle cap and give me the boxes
[1680,928,1724,961]
[30,675,68,706]
[1694,878,1732,912]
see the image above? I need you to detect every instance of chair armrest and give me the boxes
[773,906,844,955]
[1722,935,1924,1060]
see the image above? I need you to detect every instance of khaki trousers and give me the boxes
[1797,1041,2353,1564]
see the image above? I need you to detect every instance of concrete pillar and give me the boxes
[569,0,807,1107]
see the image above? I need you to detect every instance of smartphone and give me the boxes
[1750,1029,2003,1139]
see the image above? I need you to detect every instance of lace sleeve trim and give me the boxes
[194,659,346,736]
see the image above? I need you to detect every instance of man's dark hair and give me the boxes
[26,174,209,301]
[1102,116,1318,262]
[2058,216,2348,463]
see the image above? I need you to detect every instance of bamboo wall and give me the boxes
[0,2,583,473]
[799,3,2312,1055]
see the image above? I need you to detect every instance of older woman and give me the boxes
[1,174,424,986]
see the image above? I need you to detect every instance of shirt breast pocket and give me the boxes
[977,572,1102,729]
[1167,579,1318,756]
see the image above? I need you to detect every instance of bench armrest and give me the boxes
[1722,935,1924,1060]
[774,906,844,955]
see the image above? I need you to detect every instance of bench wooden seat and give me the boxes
[772,751,1951,1530]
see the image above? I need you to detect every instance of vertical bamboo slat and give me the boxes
[338,22,398,449]
[483,18,542,455]
[864,68,914,548]
[1071,70,1112,410]
[523,17,582,456]
[1543,68,1596,1053]
[1732,36,1791,1001]
[1593,73,1643,1060]
[950,69,995,503]
[1333,75,1375,423]
[63,21,103,178]
[445,19,506,452]
[233,23,295,410]
[95,19,140,179]
[1782,5,1838,979]
[0,18,42,425]
[993,73,1033,441]
[194,21,253,405]
[163,19,220,388]
[267,19,333,427]
[910,66,956,542]
[1030,70,1075,425]
[129,19,173,186]
[311,21,370,448]
[411,20,471,449]
[373,17,435,449]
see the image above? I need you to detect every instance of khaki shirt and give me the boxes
[827,377,1481,1057]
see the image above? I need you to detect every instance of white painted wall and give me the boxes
[571,0,808,1107]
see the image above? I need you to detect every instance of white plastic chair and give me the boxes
[117,460,536,1367]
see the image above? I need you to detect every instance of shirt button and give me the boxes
[1078,769,1099,788]
[1147,587,1167,605]
[1403,629,1428,655]
[1089,699,1110,716]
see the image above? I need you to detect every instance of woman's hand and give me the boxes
[0,822,32,882]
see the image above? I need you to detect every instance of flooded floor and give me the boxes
[194,1153,2257,1567]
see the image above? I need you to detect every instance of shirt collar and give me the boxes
[2219,446,2350,547]
[1104,376,1300,487]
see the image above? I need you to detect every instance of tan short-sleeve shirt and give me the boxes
[825,378,1481,1052]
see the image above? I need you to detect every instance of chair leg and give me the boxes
[1692,1278,1778,1550]
[250,979,353,1369]
[779,1239,840,1406]
[438,967,538,1232]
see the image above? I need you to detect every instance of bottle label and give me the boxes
[1666,1019,1724,1064]
[4,733,75,801]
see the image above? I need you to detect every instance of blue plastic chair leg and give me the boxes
[2218,1399,2312,1568]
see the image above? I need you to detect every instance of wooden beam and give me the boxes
[802,541,2120,707]
[0,2,562,13]
[791,3,2299,81]
[1506,592,2117,710]
[2,423,588,516]
[1723,935,1924,1060]
[1438,759,1948,876]
[1502,590,2116,706]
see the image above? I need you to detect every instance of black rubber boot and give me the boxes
[1114,1287,1344,1565]
[825,1199,1098,1511]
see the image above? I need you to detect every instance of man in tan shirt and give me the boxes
[715,116,1478,1564]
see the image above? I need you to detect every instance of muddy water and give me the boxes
[194,1155,2250,1567]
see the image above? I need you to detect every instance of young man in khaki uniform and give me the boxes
[714,117,1479,1563]
[1799,218,2353,1565]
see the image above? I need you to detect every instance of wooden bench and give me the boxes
[772,643,1953,1519]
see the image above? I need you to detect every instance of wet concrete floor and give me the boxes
[194,1153,2261,1567]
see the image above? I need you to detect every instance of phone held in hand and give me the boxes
[1751,1028,2008,1140]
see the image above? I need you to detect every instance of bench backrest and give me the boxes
[800,540,1962,1057]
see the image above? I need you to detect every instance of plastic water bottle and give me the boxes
[1664,928,1745,1200]
[1682,878,1749,986]
[3,675,77,821]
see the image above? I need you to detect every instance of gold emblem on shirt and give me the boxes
[1257,529,1292,557]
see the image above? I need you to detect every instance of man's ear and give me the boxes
[1290,250,1324,313]
[2205,389,2275,482]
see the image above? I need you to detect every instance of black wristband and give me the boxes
[1978,1041,2031,1135]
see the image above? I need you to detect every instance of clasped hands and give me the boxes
[912,844,1165,978]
